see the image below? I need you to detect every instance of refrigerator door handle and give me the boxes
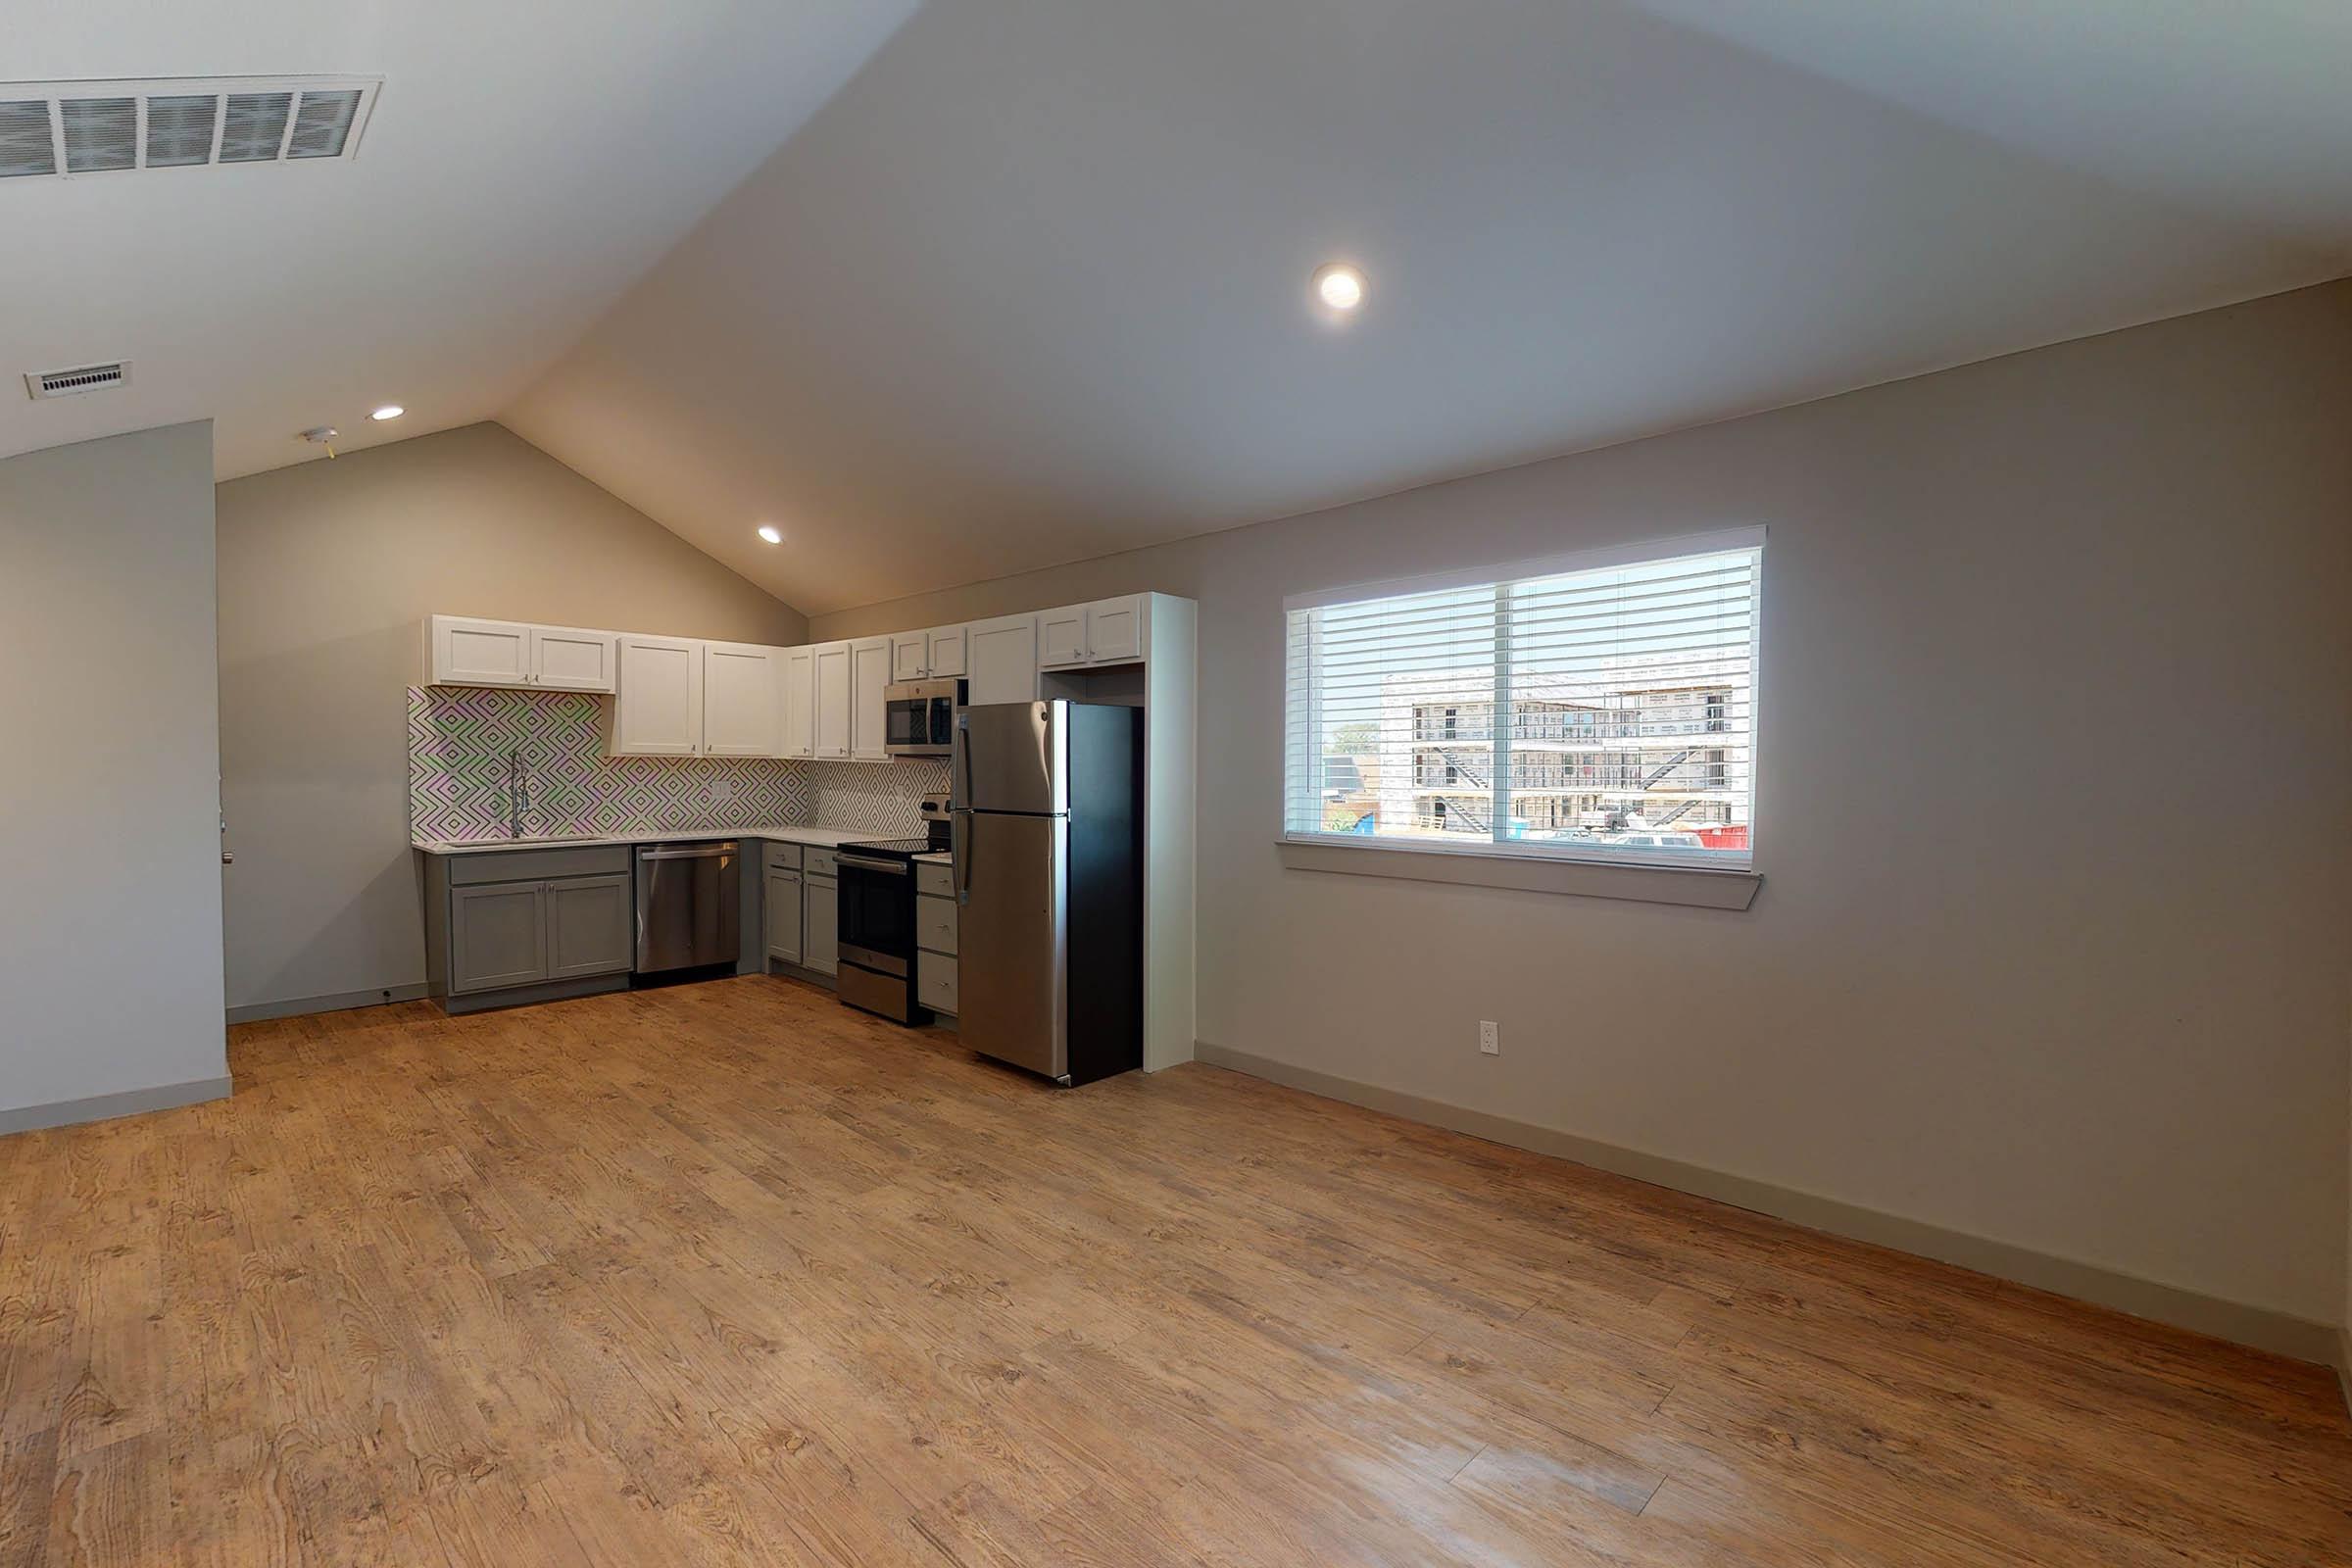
[953,808,972,902]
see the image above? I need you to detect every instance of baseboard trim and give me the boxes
[227,984,430,1025]
[0,1076,233,1138]
[1193,1042,2340,1368]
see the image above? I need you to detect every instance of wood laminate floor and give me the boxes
[2,976,2347,1566]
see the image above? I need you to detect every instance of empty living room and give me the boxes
[2,2,2349,1563]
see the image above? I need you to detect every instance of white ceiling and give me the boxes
[0,0,917,477]
[504,0,2352,615]
[9,3,2349,617]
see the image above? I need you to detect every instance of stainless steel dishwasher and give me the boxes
[633,841,740,973]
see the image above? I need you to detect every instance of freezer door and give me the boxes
[957,809,1068,1081]
[956,702,1064,816]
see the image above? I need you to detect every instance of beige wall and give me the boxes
[1,423,227,1122]
[816,281,2352,1329]
[216,421,807,1014]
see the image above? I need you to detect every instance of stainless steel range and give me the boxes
[835,811,951,1025]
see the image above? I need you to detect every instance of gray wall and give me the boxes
[215,422,808,1014]
[815,281,2352,1330]
[0,423,227,1116]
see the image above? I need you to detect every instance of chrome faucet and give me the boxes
[507,748,530,838]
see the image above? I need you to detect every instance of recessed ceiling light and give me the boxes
[757,525,783,545]
[369,404,404,421]
[1313,263,1365,313]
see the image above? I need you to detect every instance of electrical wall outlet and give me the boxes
[1479,1020,1500,1055]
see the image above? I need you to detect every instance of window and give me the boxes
[1283,527,1761,868]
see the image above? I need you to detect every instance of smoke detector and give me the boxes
[24,360,129,399]
[0,76,380,178]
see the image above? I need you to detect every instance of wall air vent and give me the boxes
[0,76,379,179]
[24,362,130,400]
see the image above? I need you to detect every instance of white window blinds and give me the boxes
[1284,530,1762,866]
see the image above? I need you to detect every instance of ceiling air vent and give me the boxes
[24,362,130,400]
[0,76,379,179]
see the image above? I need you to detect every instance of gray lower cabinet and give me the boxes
[765,866,804,963]
[916,948,957,1014]
[427,845,635,1008]
[547,873,634,979]
[805,874,839,975]
[450,882,549,994]
[916,879,957,1017]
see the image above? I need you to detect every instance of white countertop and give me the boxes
[412,823,893,856]
[911,851,951,865]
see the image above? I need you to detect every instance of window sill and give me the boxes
[1275,836,1761,910]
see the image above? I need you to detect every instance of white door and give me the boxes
[614,635,705,756]
[430,615,532,687]
[1038,605,1089,668]
[704,642,781,758]
[926,624,968,678]
[891,631,929,683]
[1083,596,1144,663]
[850,637,893,760]
[779,647,816,760]
[812,642,852,760]
[530,625,618,692]
[965,613,1040,706]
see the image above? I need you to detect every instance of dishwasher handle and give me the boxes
[637,845,737,860]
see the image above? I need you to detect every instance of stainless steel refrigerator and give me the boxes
[951,701,1144,1085]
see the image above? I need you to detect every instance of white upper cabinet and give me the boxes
[427,615,532,688]
[850,636,893,760]
[889,624,970,683]
[1084,596,1144,662]
[425,615,616,692]
[811,642,852,760]
[891,630,930,683]
[531,625,619,692]
[1038,596,1148,669]
[926,623,967,678]
[965,612,1040,706]
[427,595,1172,763]
[612,634,704,756]
[779,646,816,760]
[1038,605,1088,668]
[703,642,782,758]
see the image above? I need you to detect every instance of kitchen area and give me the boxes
[408,592,1196,1084]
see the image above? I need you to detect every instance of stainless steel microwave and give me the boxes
[884,678,961,757]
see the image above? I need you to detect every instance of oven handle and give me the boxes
[836,855,910,876]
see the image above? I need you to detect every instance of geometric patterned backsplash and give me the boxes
[407,685,808,844]
[407,685,954,845]
[812,753,952,837]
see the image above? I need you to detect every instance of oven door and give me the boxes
[836,853,915,975]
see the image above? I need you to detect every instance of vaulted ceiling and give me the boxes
[9,2,2350,616]
[504,0,2352,614]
